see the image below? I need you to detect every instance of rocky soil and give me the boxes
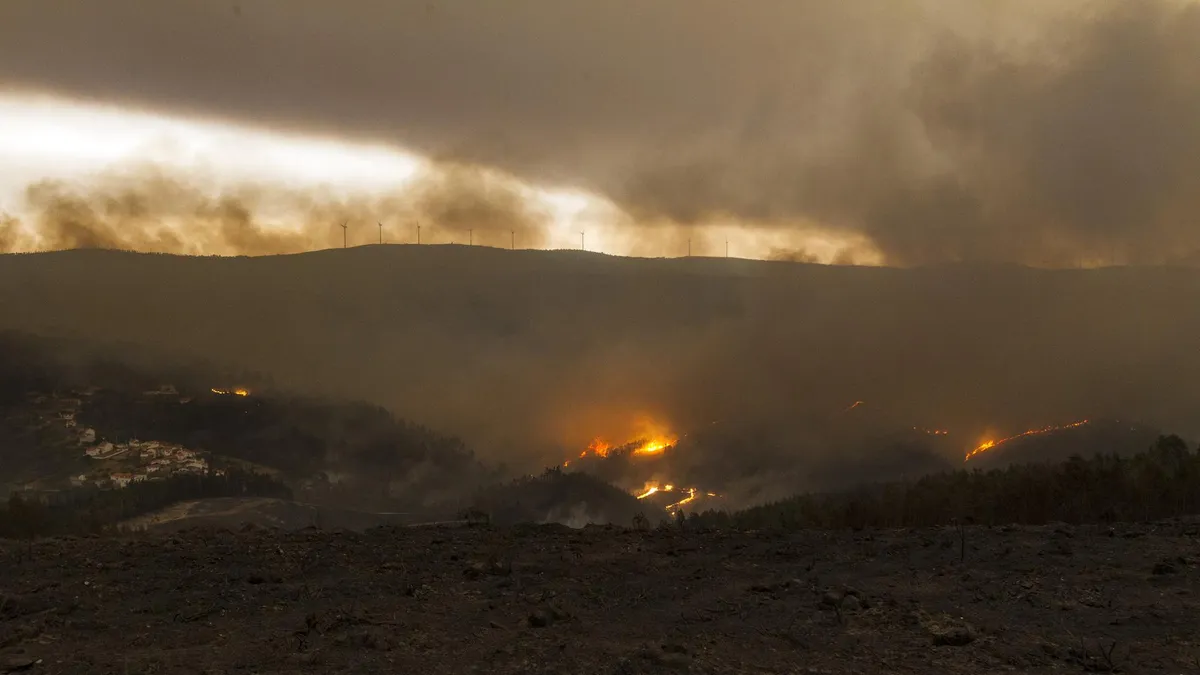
[2,519,1199,674]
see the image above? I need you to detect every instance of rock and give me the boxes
[640,645,692,670]
[926,619,974,648]
[358,630,392,651]
[1153,560,1178,576]
[931,624,976,646]
[528,609,553,628]
[286,652,321,667]
[819,590,843,608]
[841,595,862,612]
[917,610,977,646]
[661,642,689,655]
[2,656,38,673]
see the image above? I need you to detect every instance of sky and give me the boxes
[2,0,1200,265]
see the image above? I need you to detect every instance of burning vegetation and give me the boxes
[635,482,721,512]
[211,387,250,397]
[573,416,680,463]
[563,418,721,511]
[964,420,1091,462]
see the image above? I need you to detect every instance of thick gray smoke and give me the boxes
[3,0,1199,265]
[0,163,551,254]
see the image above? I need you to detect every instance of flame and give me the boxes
[581,438,612,459]
[631,436,677,456]
[913,427,950,436]
[635,482,676,499]
[964,420,1090,462]
[633,482,717,511]
[845,400,865,412]
[211,387,250,396]
[665,488,697,512]
[574,425,678,461]
[635,485,660,499]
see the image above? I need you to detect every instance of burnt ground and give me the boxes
[1,521,1199,674]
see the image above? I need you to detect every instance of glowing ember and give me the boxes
[211,387,250,397]
[845,400,865,412]
[964,420,1090,462]
[914,427,950,436]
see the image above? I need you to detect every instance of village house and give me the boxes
[85,441,114,458]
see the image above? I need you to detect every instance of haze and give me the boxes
[2,0,1199,264]
[2,1,1200,503]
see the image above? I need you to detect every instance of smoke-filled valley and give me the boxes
[0,246,1196,518]
[9,2,1200,671]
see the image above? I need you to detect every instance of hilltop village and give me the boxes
[18,385,221,492]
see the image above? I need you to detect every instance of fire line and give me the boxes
[964,420,1089,462]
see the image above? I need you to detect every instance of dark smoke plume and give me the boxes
[4,1,1200,264]
[0,163,551,254]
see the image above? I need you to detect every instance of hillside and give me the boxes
[1,247,1198,494]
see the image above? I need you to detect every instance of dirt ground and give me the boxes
[1,519,1199,674]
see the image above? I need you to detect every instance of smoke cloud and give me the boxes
[3,0,1200,265]
[0,162,553,254]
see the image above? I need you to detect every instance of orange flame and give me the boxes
[631,437,676,456]
[914,427,950,436]
[633,482,717,511]
[964,420,1089,462]
[574,425,678,461]
[211,387,250,397]
[666,488,697,512]
[635,482,675,499]
[581,439,612,459]
[635,485,660,499]
[845,400,865,412]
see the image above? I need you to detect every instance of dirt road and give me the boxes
[1,520,1198,673]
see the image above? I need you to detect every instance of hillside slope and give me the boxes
[1,247,1197,477]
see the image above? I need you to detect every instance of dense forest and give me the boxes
[0,468,291,540]
[686,435,1200,530]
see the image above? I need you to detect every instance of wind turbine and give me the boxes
[340,221,348,249]
[377,222,383,245]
